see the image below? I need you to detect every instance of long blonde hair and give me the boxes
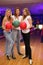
[5,9,12,15]
[5,9,12,21]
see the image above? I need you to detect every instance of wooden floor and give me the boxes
[0,37,43,65]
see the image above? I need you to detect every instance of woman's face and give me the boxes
[16,9,20,16]
[23,10,27,16]
[6,10,12,17]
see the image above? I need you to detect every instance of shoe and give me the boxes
[29,59,33,65]
[12,55,16,59]
[18,52,23,56]
[6,55,11,60]
[22,55,28,59]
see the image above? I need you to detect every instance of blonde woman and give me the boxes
[2,9,16,60]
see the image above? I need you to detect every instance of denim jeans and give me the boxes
[3,30,14,56]
[12,29,20,53]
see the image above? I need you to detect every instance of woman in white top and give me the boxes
[2,9,16,60]
[21,8,32,64]
[12,8,23,55]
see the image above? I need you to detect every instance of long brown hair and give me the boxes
[14,8,20,17]
[23,8,30,19]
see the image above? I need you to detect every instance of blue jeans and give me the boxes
[12,29,20,53]
[3,30,14,56]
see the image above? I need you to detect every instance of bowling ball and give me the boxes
[12,20,20,27]
[20,22,27,30]
[5,22,12,29]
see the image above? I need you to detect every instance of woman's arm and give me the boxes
[27,17,33,29]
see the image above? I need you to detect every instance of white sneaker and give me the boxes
[29,59,33,65]
[22,55,27,59]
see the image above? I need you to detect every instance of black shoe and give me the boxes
[18,52,23,55]
[6,55,11,60]
[12,55,16,59]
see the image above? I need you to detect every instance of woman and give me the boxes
[12,8,23,55]
[21,8,32,64]
[2,9,16,60]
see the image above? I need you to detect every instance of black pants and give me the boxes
[21,32,32,59]
[41,35,43,43]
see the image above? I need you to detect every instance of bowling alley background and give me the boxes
[0,2,43,40]
[0,0,43,65]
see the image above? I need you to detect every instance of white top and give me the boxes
[12,15,22,30]
[22,15,31,33]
